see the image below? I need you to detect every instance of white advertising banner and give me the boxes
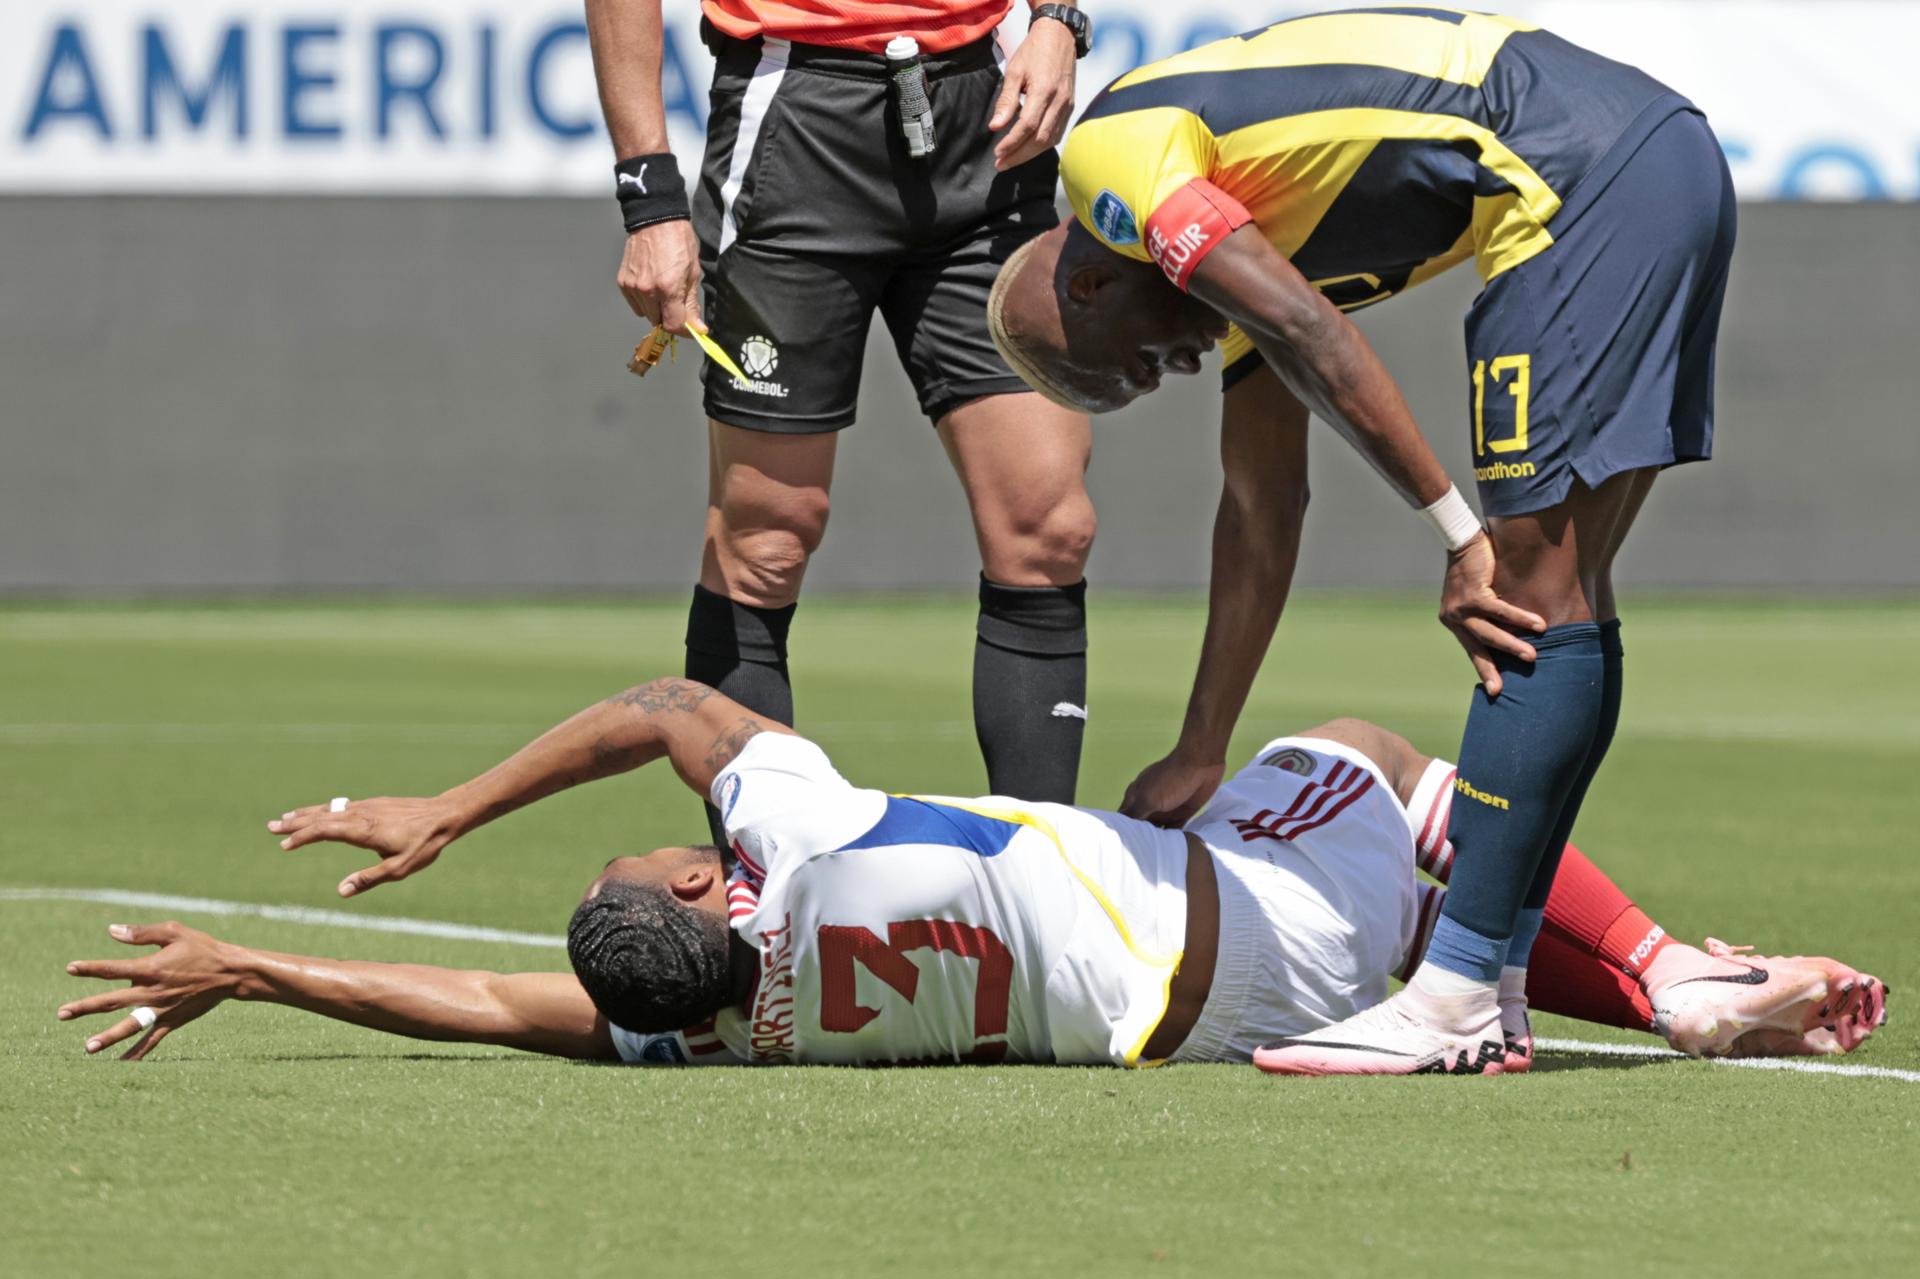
[2,1,1915,199]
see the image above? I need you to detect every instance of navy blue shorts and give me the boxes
[1465,106,1738,516]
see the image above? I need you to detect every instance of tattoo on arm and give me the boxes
[703,717,765,774]
[602,678,719,714]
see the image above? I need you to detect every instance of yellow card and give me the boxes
[687,323,750,385]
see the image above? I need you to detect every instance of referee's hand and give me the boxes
[617,217,703,335]
[991,18,1076,171]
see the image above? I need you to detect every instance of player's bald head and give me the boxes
[988,227,1099,410]
[989,221,1227,414]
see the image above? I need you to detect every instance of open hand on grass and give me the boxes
[269,795,465,898]
[58,922,236,1060]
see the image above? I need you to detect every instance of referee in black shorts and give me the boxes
[586,0,1098,829]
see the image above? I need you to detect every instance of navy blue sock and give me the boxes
[1509,619,1625,968]
[1429,622,1607,979]
[685,585,796,846]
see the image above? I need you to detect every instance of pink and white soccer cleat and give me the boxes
[1647,937,1885,1058]
[1254,988,1507,1077]
[1707,941,1889,1057]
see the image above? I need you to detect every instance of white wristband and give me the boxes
[1419,485,1483,552]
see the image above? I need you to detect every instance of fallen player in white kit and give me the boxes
[58,680,1887,1071]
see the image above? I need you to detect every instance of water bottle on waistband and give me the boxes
[885,36,937,159]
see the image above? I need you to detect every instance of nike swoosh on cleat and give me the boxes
[1672,966,1772,987]
[1261,1040,1416,1058]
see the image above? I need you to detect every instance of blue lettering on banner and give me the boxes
[477,23,497,139]
[1779,143,1889,200]
[1179,21,1240,50]
[8,8,1918,199]
[282,24,342,140]
[143,23,247,139]
[1091,14,1148,70]
[527,21,592,139]
[24,23,111,139]
[376,24,447,139]
[659,26,705,135]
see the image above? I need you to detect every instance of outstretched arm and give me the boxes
[1189,227,1545,694]
[1121,365,1310,825]
[272,678,791,897]
[58,921,616,1062]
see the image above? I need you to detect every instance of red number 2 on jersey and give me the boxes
[816,920,1012,1063]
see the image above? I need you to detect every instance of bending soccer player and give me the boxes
[58,681,1882,1071]
[986,9,1740,1073]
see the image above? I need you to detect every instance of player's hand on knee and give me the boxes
[616,219,703,335]
[1438,532,1546,698]
[268,796,463,899]
[58,921,235,1060]
[990,19,1076,171]
[1120,751,1225,828]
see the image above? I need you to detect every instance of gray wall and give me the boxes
[2,197,1915,593]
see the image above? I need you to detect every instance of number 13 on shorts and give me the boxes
[1473,354,1532,456]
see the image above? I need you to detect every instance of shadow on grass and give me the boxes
[1528,1050,1679,1074]
[251,1051,549,1064]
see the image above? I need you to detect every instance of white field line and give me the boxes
[8,888,1913,1082]
[1534,1036,1920,1083]
[0,886,563,949]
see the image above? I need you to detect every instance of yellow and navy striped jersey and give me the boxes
[1059,7,1691,374]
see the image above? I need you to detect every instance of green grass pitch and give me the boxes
[3,595,1916,1276]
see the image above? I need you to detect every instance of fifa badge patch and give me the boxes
[1089,190,1140,246]
[1259,746,1317,776]
[720,772,742,818]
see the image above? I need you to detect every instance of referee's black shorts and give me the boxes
[691,26,1060,434]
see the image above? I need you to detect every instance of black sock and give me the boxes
[1430,622,1607,978]
[973,576,1088,803]
[684,584,796,845]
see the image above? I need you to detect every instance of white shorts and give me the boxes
[1170,737,1420,1063]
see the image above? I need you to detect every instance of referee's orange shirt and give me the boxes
[701,0,1014,53]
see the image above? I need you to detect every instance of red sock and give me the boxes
[1542,843,1677,977]
[1525,928,1656,1031]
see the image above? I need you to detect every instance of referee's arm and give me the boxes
[991,2,1082,171]
[586,0,702,333]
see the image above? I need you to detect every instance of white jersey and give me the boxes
[610,733,1190,1068]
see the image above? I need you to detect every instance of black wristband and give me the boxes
[614,154,690,232]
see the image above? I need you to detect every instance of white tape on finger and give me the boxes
[329,797,350,813]
[131,1006,157,1029]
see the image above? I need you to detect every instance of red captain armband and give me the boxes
[1144,180,1253,291]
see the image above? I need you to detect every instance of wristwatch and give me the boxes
[1032,4,1093,59]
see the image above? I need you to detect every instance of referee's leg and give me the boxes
[684,419,835,844]
[939,393,1096,804]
